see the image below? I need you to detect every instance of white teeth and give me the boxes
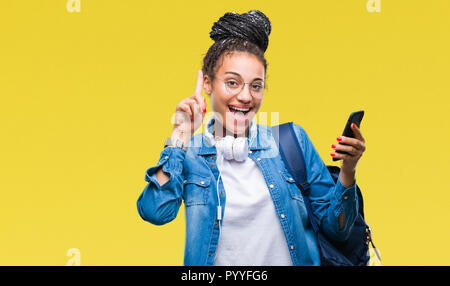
[229,106,250,112]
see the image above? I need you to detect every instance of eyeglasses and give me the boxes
[215,75,265,99]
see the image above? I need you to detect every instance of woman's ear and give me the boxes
[203,75,212,95]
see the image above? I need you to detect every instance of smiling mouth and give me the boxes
[228,105,252,116]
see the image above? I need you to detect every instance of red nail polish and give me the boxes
[337,136,342,142]
[332,144,336,149]
[330,153,335,157]
[190,115,193,120]
[351,123,356,128]
[202,107,206,113]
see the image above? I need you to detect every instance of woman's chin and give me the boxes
[215,111,255,138]
[224,121,249,137]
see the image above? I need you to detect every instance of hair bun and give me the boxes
[209,10,272,52]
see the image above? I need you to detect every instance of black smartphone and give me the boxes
[333,110,364,161]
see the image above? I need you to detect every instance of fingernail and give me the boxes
[331,144,336,149]
[330,153,336,157]
[202,107,206,113]
[337,136,342,141]
[351,123,356,128]
[190,115,193,120]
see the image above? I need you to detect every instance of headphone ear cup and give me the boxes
[217,136,234,160]
[233,137,249,162]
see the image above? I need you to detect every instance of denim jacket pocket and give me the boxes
[183,173,211,206]
[280,170,304,203]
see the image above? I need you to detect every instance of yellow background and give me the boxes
[0,0,449,266]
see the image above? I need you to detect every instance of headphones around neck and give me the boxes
[204,115,257,162]
[215,135,248,162]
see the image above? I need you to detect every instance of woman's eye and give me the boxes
[252,84,262,90]
[226,81,238,87]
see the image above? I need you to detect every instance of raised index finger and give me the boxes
[194,69,204,97]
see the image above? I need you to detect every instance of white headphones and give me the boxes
[215,135,248,162]
[204,115,257,162]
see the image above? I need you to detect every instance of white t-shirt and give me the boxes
[213,154,293,266]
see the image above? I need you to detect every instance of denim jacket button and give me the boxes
[256,158,261,161]
[280,214,285,219]
[248,150,252,154]
[343,195,348,200]
[290,245,295,250]
[269,184,274,189]
[164,156,169,160]
[200,181,205,185]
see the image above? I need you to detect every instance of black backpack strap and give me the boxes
[272,123,319,233]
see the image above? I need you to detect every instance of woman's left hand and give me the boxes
[330,123,366,187]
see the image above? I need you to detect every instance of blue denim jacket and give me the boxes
[137,120,358,266]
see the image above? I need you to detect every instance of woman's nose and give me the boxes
[236,84,252,102]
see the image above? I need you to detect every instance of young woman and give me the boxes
[137,10,366,266]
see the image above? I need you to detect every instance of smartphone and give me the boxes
[333,110,364,161]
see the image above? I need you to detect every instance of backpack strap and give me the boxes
[272,123,319,233]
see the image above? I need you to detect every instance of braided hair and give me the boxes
[202,10,272,88]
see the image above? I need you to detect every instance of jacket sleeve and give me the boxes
[136,146,186,226]
[293,124,358,242]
